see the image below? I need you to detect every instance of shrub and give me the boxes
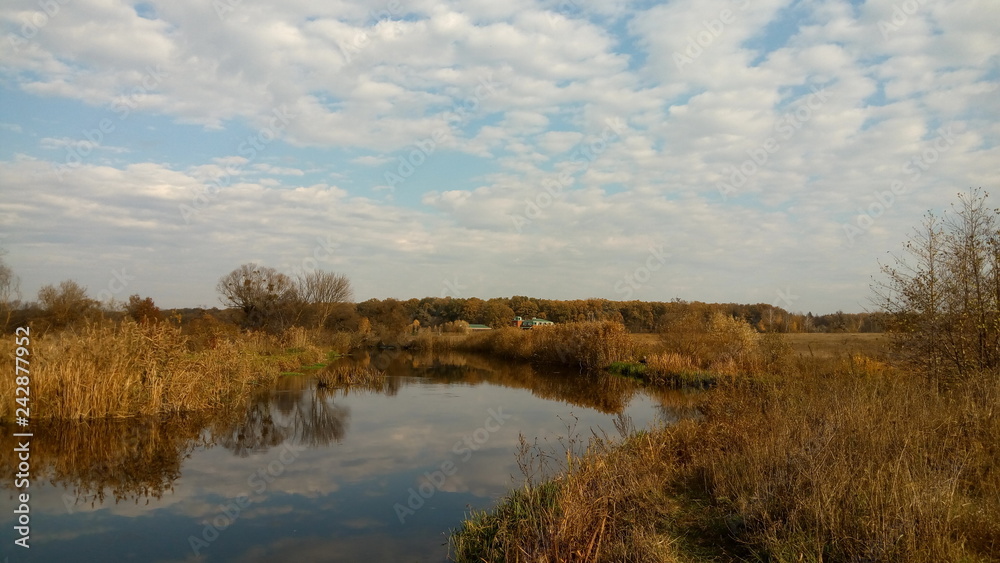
[459,321,636,370]
[36,280,100,330]
[441,320,471,333]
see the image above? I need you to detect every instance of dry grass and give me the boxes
[784,332,888,359]
[640,314,795,387]
[688,371,1000,562]
[458,321,636,370]
[315,365,385,388]
[452,352,1000,562]
[451,424,689,563]
[0,320,325,420]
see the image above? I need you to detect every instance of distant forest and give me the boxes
[164,296,882,335]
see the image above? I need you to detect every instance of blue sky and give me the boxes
[1,0,997,312]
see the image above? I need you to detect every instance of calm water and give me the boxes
[1,351,692,562]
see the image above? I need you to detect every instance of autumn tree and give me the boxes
[126,294,163,324]
[510,295,539,319]
[37,280,100,329]
[874,189,1000,378]
[217,264,299,330]
[482,299,515,328]
[355,298,410,335]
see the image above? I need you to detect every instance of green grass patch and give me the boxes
[607,361,647,378]
[450,481,562,562]
[648,369,717,389]
[300,363,327,370]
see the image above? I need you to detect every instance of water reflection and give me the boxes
[0,351,698,562]
[216,378,351,455]
[344,349,649,414]
[0,416,209,511]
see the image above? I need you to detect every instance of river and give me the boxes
[1,350,695,562]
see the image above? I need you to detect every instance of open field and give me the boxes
[632,331,889,359]
[783,332,888,358]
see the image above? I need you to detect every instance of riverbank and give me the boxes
[450,355,1000,562]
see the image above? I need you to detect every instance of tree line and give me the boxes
[0,259,879,336]
[1,188,995,383]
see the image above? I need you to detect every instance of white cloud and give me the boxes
[351,155,394,166]
[39,136,130,154]
[0,0,995,312]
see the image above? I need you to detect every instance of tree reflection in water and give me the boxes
[214,380,351,456]
[0,350,692,512]
[0,416,210,510]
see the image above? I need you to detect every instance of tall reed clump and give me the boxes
[315,365,385,388]
[451,427,686,563]
[647,312,792,385]
[459,321,636,370]
[690,370,1000,562]
[0,320,324,420]
[452,363,1000,562]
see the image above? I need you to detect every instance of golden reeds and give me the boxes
[458,321,636,370]
[0,319,325,420]
[315,365,385,388]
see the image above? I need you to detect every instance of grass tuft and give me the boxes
[315,365,385,388]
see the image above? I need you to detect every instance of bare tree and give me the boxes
[874,189,999,379]
[217,264,299,330]
[296,270,353,330]
[0,249,19,332]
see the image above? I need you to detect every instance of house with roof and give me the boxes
[512,316,554,329]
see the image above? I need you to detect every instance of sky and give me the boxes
[0,0,997,313]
